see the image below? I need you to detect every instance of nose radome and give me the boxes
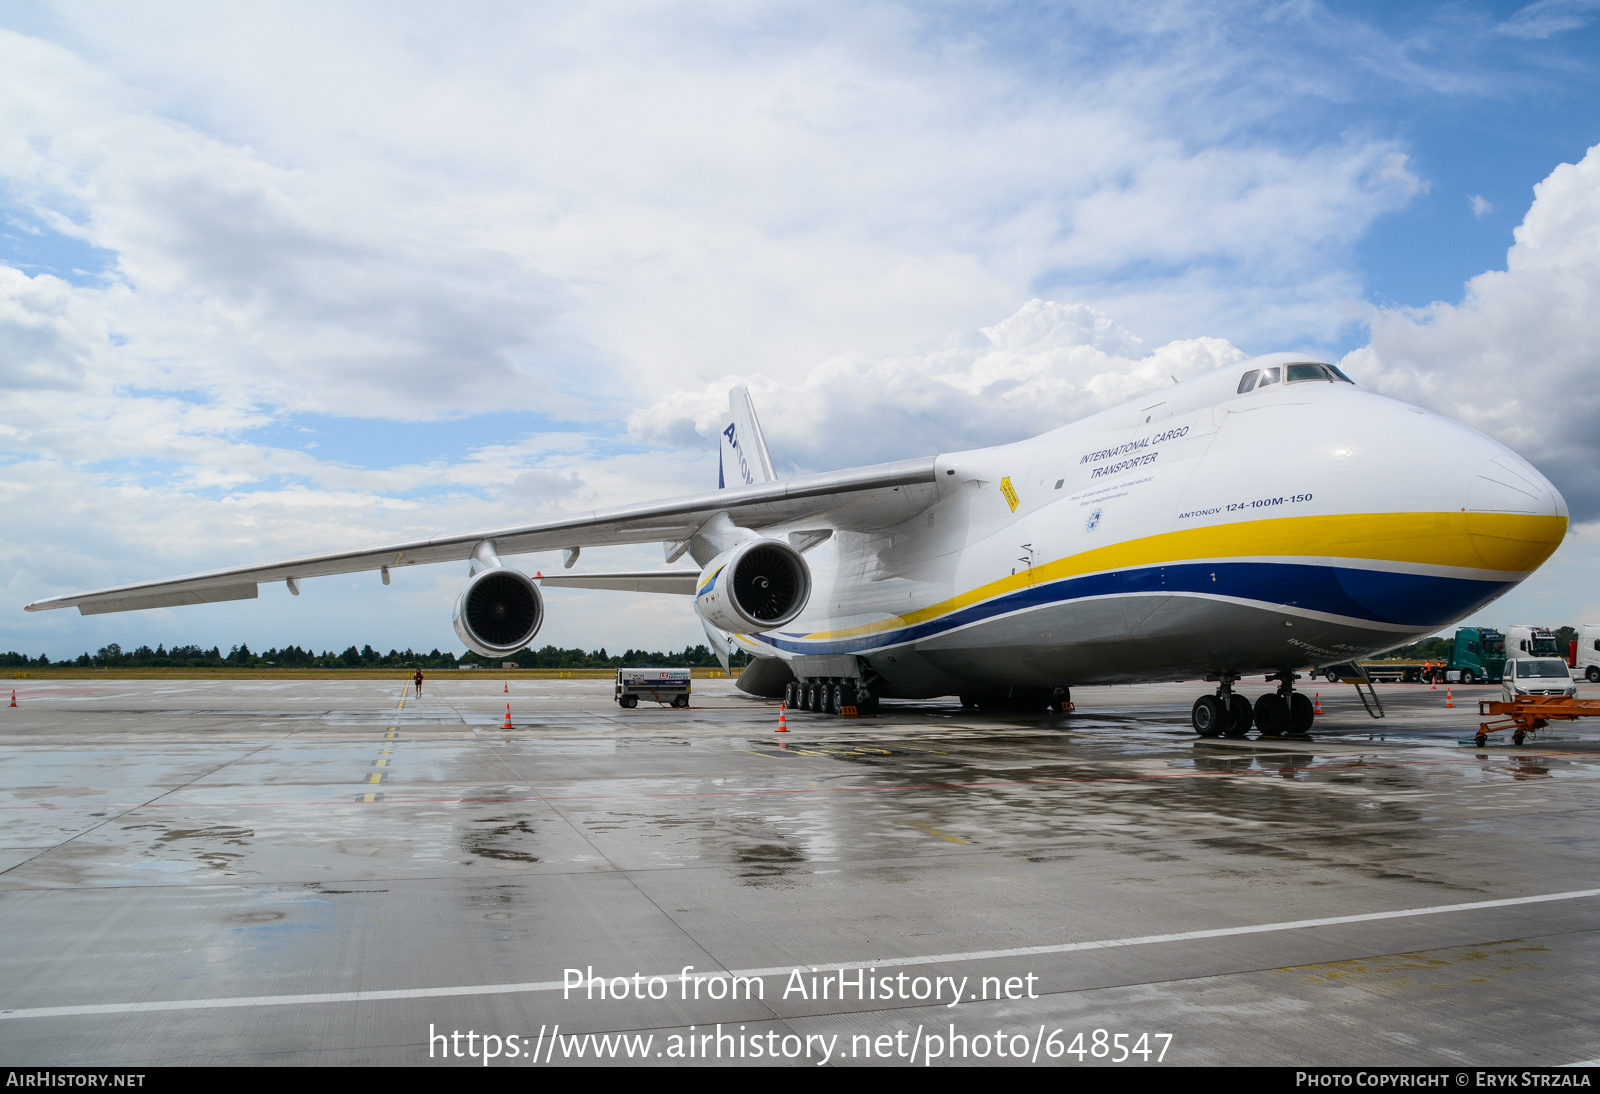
[1470,454,1561,516]
[1465,449,1568,574]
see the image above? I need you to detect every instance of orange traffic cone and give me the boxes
[503,681,508,694]
[503,703,513,730]
[1444,688,1454,709]
[1314,692,1323,714]
[8,689,14,708]
[777,704,788,732]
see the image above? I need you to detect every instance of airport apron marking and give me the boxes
[4,888,1595,1020]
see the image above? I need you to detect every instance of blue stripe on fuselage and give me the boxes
[753,562,1511,655]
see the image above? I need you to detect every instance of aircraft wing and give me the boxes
[536,570,700,594]
[25,456,939,616]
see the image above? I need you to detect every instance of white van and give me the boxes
[1573,624,1600,683]
[1501,657,1577,702]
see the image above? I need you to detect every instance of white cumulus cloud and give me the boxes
[1344,141,1600,519]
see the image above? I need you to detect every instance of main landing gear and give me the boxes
[1192,672,1314,739]
[784,677,880,717]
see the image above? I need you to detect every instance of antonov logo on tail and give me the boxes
[25,353,1569,741]
[723,422,755,487]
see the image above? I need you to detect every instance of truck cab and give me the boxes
[1505,625,1561,660]
[1450,627,1505,685]
[1573,624,1600,683]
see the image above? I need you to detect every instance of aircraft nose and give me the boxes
[1462,441,1567,575]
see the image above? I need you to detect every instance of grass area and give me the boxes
[6,667,739,681]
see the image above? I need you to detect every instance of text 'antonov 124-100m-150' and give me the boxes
[26,355,1567,739]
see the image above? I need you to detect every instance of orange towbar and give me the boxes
[1475,696,1600,748]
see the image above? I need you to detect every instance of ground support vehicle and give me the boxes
[1475,695,1600,747]
[1571,624,1600,682]
[1448,627,1506,685]
[614,668,691,708]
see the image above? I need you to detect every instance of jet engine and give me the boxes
[453,567,544,658]
[695,539,811,633]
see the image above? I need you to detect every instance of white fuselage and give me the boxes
[731,355,1568,699]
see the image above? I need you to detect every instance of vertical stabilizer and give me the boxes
[718,385,777,489]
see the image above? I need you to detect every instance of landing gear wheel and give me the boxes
[822,683,837,715]
[1461,668,1476,685]
[1224,694,1254,737]
[1288,692,1315,736]
[784,681,798,707]
[806,682,822,713]
[831,683,849,713]
[1191,695,1227,737]
[959,693,977,710]
[1475,732,1489,748]
[1513,729,1527,746]
[1254,694,1287,737]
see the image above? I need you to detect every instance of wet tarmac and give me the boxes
[1,674,1598,1067]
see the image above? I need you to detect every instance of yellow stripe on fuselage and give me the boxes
[803,511,1567,641]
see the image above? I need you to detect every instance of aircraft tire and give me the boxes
[822,682,837,715]
[1254,694,1286,737]
[831,683,848,713]
[1288,692,1315,735]
[1225,694,1254,736]
[808,682,824,713]
[1191,695,1226,737]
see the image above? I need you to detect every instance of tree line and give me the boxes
[0,642,749,670]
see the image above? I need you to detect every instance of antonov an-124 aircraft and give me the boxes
[27,353,1568,738]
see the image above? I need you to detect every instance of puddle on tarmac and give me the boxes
[458,817,540,863]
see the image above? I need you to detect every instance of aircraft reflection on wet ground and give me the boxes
[1,676,1597,1067]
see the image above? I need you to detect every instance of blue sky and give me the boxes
[1,1,1598,659]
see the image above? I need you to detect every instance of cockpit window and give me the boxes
[1257,366,1280,387]
[1286,362,1333,383]
[1326,363,1355,384]
[1237,370,1260,394]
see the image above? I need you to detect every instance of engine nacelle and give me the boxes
[695,539,811,633]
[453,567,544,658]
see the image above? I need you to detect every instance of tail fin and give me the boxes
[718,384,776,489]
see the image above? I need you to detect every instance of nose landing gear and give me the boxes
[1193,671,1315,739]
